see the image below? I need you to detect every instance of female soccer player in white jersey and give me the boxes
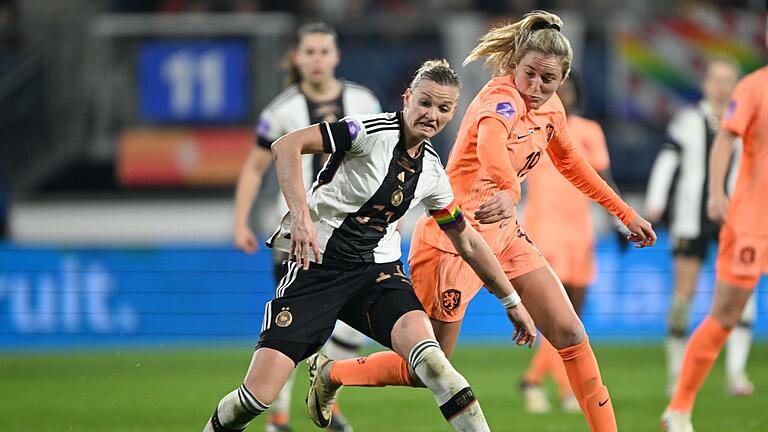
[204,59,536,432]
[232,22,380,432]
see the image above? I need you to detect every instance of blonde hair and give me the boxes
[409,59,461,91]
[464,10,572,78]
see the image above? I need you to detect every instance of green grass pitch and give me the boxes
[2,343,766,431]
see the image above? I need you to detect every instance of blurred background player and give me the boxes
[519,72,624,414]
[645,57,756,398]
[662,24,768,432]
[232,21,381,432]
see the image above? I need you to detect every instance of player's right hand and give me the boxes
[234,225,259,254]
[290,214,321,270]
[506,303,536,348]
[475,190,518,224]
[707,193,729,224]
[625,215,657,248]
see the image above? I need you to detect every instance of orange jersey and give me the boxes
[419,75,635,254]
[523,115,610,246]
[721,66,768,235]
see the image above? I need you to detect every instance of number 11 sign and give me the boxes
[139,40,249,123]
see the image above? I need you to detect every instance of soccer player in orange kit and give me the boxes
[661,23,768,432]
[311,11,656,432]
[519,73,619,414]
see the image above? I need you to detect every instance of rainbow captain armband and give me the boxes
[430,201,465,230]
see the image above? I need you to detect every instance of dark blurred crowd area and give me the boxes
[112,0,758,16]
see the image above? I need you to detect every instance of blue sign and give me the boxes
[0,233,765,350]
[139,40,249,123]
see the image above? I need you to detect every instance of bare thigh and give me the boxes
[430,319,462,358]
[242,348,297,404]
[512,266,585,349]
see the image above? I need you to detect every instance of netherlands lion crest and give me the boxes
[442,289,462,311]
[545,123,555,142]
[740,246,756,265]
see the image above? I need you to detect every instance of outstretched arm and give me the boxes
[548,130,656,247]
[272,125,326,269]
[233,146,273,254]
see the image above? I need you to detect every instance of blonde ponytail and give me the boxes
[464,10,572,78]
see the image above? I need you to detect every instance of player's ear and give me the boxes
[403,88,413,108]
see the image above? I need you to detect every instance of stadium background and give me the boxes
[0,1,766,431]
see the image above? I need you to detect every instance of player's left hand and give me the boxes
[289,213,321,270]
[505,303,536,348]
[475,190,517,224]
[625,215,656,248]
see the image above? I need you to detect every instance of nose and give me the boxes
[530,76,542,92]
[424,106,438,120]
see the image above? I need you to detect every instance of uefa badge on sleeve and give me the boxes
[275,307,293,327]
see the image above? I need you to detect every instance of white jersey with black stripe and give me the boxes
[254,80,382,216]
[267,112,455,265]
[645,101,741,238]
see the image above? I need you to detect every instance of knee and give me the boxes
[242,380,276,406]
[549,322,586,350]
[710,299,748,330]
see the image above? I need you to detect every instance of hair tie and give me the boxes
[531,21,560,32]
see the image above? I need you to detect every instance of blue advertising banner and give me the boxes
[0,234,765,350]
[139,40,249,123]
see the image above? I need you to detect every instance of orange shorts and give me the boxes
[715,223,768,290]
[537,238,595,288]
[408,226,548,322]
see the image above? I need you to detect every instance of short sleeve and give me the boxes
[665,109,691,153]
[477,87,521,134]
[254,108,285,150]
[722,76,759,137]
[421,166,464,230]
[319,117,365,153]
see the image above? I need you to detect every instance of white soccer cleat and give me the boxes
[521,382,551,414]
[561,394,580,413]
[327,411,354,432]
[726,373,755,397]
[660,409,694,432]
[306,353,340,428]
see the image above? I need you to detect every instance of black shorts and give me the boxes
[256,260,424,363]
[673,228,719,260]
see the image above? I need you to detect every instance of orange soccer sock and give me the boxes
[668,315,731,412]
[523,337,555,385]
[559,339,617,432]
[329,351,417,387]
[267,412,289,426]
[551,349,573,399]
